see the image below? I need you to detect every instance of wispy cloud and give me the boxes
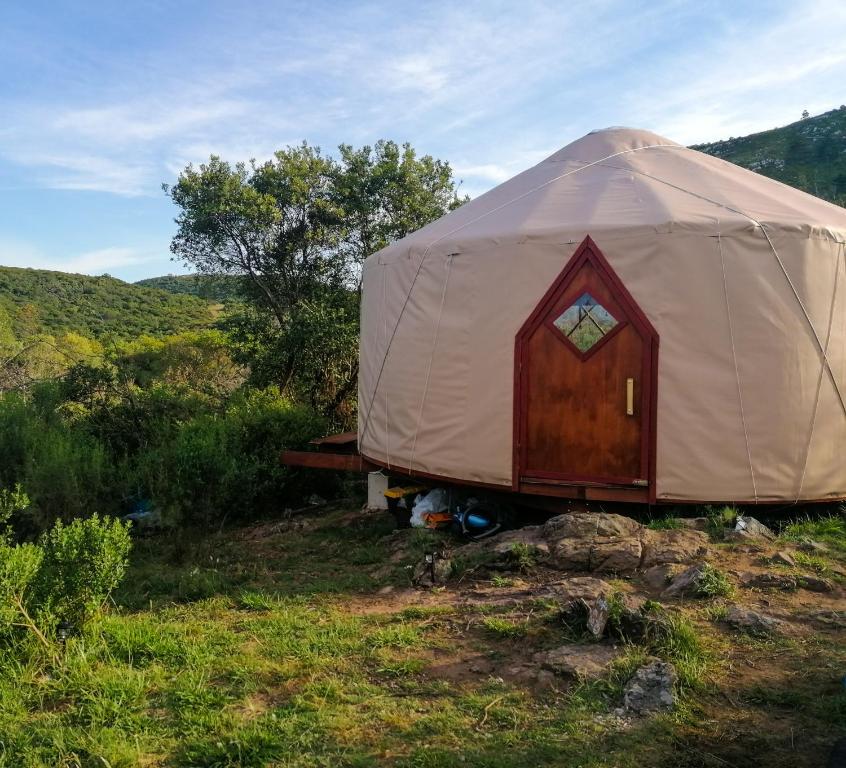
[0,0,845,278]
[0,239,159,275]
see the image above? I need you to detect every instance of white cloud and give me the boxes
[0,239,158,275]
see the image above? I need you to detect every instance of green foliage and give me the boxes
[34,514,132,628]
[694,563,734,598]
[0,266,214,341]
[481,616,529,638]
[135,273,245,301]
[693,106,846,206]
[0,541,43,628]
[136,388,326,527]
[646,515,683,530]
[780,511,846,554]
[166,139,465,424]
[508,542,537,572]
[0,483,29,538]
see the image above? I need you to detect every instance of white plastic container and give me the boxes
[367,471,389,510]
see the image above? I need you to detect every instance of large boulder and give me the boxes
[591,536,643,572]
[544,511,641,540]
[640,529,709,568]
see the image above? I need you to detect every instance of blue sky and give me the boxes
[1,0,845,282]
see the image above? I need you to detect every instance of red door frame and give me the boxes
[513,236,659,502]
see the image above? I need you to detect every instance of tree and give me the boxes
[802,110,810,119]
[332,140,467,285]
[165,140,466,424]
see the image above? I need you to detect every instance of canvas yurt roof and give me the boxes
[358,127,846,503]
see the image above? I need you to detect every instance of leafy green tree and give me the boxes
[166,140,465,423]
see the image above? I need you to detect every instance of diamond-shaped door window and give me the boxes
[553,292,619,353]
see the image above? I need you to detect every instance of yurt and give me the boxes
[357,128,846,504]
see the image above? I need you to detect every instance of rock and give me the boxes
[642,564,685,590]
[740,572,797,591]
[412,554,452,586]
[550,537,592,570]
[591,536,642,573]
[558,598,611,638]
[534,643,621,680]
[621,660,676,714]
[662,564,708,598]
[544,512,641,540]
[797,539,828,553]
[808,610,846,629]
[799,575,834,593]
[547,576,612,603]
[730,516,776,542]
[640,529,709,568]
[725,606,782,635]
[771,550,796,567]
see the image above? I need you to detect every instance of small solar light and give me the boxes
[57,620,72,646]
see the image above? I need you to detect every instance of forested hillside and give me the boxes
[135,273,243,302]
[0,266,215,340]
[693,106,846,205]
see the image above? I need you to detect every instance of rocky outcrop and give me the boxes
[480,512,709,576]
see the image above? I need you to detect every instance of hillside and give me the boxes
[135,273,244,302]
[693,106,846,205]
[0,266,216,340]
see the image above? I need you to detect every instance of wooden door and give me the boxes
[514,236,658,493]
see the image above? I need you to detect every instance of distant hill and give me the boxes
[0,266,215,340]
[135,274,243,302]
[692,106,846,205]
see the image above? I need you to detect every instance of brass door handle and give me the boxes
[626,378,634,416]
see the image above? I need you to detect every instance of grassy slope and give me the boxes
[1,506,843,767]
[692,106,846,205]
[0,266,216,340]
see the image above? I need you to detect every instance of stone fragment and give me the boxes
[771,550,796,567]
[730,516,776,542]
[412,554,452,586]
[740,572,797,591]
[725,606,782,635]
[621,659,676,714]
[662,564,708,598]
[798,575,834,593]
[642,564,685,590]
[547,576,612,603]
[533,643,621,680]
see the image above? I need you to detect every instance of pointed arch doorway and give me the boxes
[514,236,658,498]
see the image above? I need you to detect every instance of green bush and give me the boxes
[137,388,326,527]
[0,541,43,629]
[34,514,132,628]
[0,484,29,539]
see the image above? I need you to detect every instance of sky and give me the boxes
[1,0,845,282]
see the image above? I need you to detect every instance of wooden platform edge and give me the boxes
[281,450,379,472]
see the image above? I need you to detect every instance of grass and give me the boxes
[694,564,735,599]
[0,504,843,767]
[780,511,846,555]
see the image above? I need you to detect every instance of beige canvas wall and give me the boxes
[358,129,846,502]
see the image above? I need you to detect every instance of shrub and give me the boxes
[34,514,132,628]
[0,542,43,629]
[0,484,29,539]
